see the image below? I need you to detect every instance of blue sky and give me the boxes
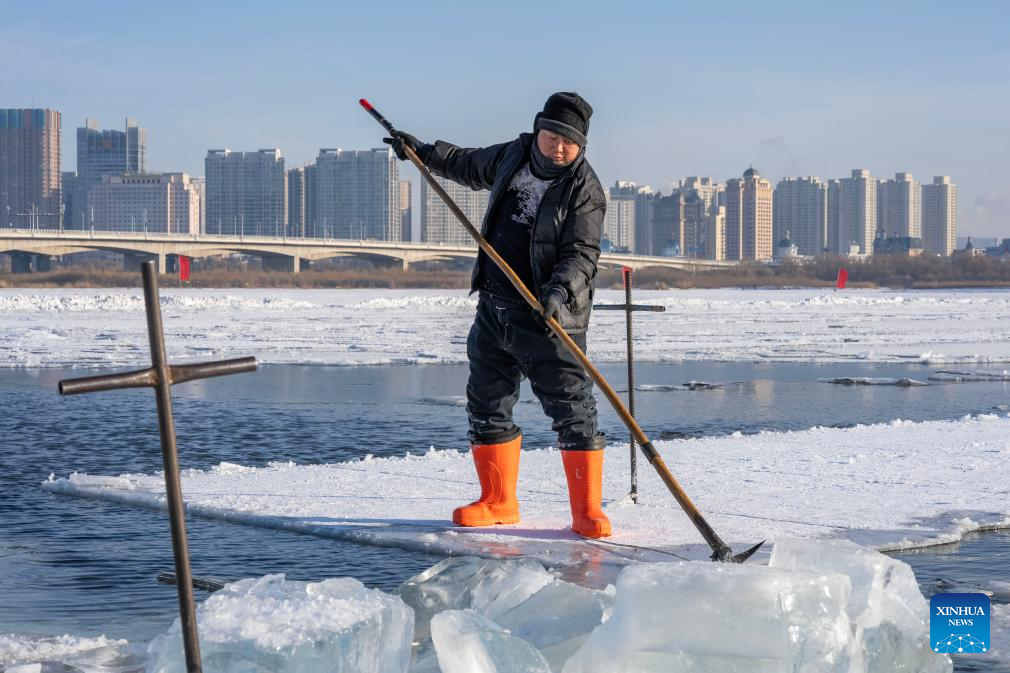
[5,0,1009,235]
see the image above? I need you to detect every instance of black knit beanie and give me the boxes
[534,92,592,146]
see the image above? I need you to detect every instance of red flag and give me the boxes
[179,255,191,282]
[836,267,848,290]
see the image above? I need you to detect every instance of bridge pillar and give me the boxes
[11,253,32,274]
[401,257,410,271]
[35,255,54,272]
[262,255,302,273]
[124,253,166,274]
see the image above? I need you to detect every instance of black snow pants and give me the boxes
[466,293,603,451]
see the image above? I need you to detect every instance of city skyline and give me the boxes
[0,108,963,263]
[3,1,1007,236]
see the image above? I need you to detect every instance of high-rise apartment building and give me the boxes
[399,180,412,242]
[706,205,727,261]
[877,172,920,238]
[679,177,723,259]
[836,169,877,254]
[773,177,827,255]
[88,173,200,234]
[680,177,722,213]
[0,108,62,229]
[190,177,206,234]
[724,168,773,261]
[603,194,635,251]
[652,191,685,256]
[827,179,842,254]
[61,171,79,229]
[922,176,957,256]
[303,164,318,237]
[682,192,711,258]
[287,166,306,237]
[314,148,400,240]
[205,149,286,237]
[72,118,146,229]
[610,181,656,255]
[420,174,488,247]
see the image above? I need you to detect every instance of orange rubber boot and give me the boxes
[452,436,521,527]
[561,450,612,538]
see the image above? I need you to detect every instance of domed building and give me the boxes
[775,230,799,260]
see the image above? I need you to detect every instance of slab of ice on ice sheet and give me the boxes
[562,561,855,673]
[431,609,552,673]
[397,557,553,641]
[769,538,950,673]
[148,574,413,673]
[495,578,612,671]
[399,556,612,671]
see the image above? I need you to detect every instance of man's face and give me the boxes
[537,129,581,166]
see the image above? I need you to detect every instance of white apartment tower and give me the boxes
[922,176,957,256]
[604,194,635,250]
[773,177,827,255]
[877,172,921,238]
[420,174,488,247]
[836,169,877,255]
[314,148,401,241]
[610,181,656,255]
[205,149,287,237]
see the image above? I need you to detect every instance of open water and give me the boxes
[1,361,1007,670]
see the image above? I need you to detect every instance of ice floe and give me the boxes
[43,415,1010,567]
[8,287,1010,367]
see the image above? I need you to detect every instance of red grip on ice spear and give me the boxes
[359,98,396,135]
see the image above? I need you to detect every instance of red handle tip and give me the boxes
[359,98,373,110]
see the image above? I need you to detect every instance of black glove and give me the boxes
[383,130,426,162]
[541,286,568,324]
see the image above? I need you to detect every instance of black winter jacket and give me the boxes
[425,133,607,334]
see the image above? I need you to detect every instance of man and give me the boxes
[385,92,610,538]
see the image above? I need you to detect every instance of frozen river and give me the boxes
[2,287,1009,671]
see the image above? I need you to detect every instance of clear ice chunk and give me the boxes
[398,557,553,641]
[148,574,413,673]
[769,538,951,673]
[562,561,855,673]
[431,609,552,673]
[495,578,612,671]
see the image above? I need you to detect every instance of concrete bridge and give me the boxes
[0,228,737,274]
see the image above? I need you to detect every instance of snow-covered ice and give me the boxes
[7,287,1010,368]
[0,634,136,672]
[44,415,1010,565]
[147,574,413,673]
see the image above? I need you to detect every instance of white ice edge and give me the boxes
[9,287,1010,368]
[42,415,1010,566]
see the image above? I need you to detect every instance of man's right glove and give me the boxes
[383,130,428,162]
[541,286,568,324]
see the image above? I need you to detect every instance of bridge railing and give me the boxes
[0,227,736,266]
[0,227,476,249]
